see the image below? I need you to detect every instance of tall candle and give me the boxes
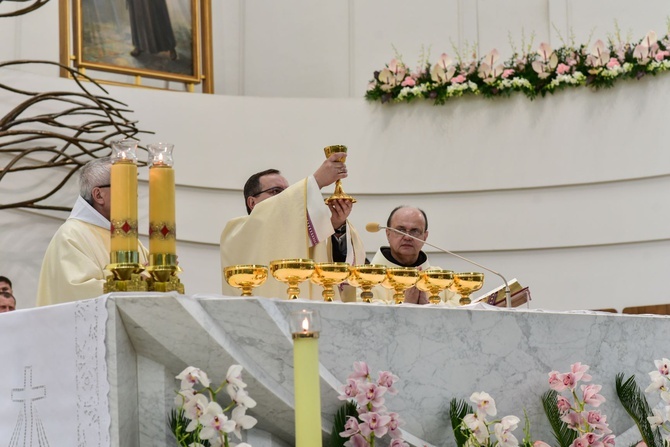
[290,310,322,447]
[148,143,176,256]
[110,140,139,254]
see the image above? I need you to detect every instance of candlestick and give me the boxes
[290,310,322,447]
[145,142,184,293]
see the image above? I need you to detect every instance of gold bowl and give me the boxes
[310,262,351,302]
[224,264,268,297]
[269,258,316,300]
[450,272,485,305]
[349,265,387,303]
[383,267,420,304]
[416,269,455,304]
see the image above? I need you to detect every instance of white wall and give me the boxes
[1,1,670,312]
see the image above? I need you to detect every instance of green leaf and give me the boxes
[168,408,211,447]
[541,390,577,447]
[449,398,474,447]
[330,401,359,447]
[615,372,664,447]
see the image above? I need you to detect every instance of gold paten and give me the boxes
[450,272,485,305]
[416,269,455,304]
[323,145,356,203]
[269,259,316,300]
[146,253,185,294]
[224,264,268,296]
[349,265,387,303]
[103,250,147,293]
[382,267,420,304]
[310,262,351,302]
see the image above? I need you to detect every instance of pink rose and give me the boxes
[451,74,467,84]
[502,68,515,78]
[606,57,620,68]
[656,50,670,61]
[401,76,416,87]
[556,63,571,74]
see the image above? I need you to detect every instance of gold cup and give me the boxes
[323,145,356,203]
[450,272,485,305]
[269,258,316,300]
[349,265,387,303]
[224,264,268,297]
[416,269,455,304]
[382,267,420,304]
[310,262,351,302]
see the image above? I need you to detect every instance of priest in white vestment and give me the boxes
[220,152,366,300]
[37,158,148,306]
[369,206,459,305]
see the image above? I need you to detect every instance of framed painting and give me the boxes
[60,0,213,92]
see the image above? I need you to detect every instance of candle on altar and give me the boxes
[290,310,322,447]
[110,140,139,254]
[147,143,176,256]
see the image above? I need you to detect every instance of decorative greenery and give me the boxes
[615,373,663,447]
[331,401,359,447]
[168,408,211,447]
[541,390,578,447]
[365,28,670,105]
[449,398,474,447]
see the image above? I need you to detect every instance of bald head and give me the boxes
[385,206,429,266]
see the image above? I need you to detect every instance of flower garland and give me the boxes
[365,30,670,105]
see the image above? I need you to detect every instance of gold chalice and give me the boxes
[416,269,455,304]
[269,259,316,300]
[450,272,485,305]
[224,264,268,296]
[323,145,356,203]
[349,265,387,303]
[383,267,420,304]
[310,262,351,302]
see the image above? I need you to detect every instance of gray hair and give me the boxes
[79,157,111,202]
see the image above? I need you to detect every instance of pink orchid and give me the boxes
[359,412,391,438]
[350,361,370,380]
[389,440,409,447]
[386,412,403,439]
[377,371,399,395]
[584,432,604,446]
[656,358,670,376]
[344,433,370,447]
[340,416,360,437]
[561,410,585,430]
[356,382,387,409]
[451,74,467,84]
[582,384,606,407]
[571,435,589,447]
[563,373,577,390]
[401,77,416,87]
[557,395,571,413]
[602,435,615,446]
[606,58,620,68]
[549,371,566,391]
[340,378,360,401]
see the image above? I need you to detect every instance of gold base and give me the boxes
[145,253,185,293]
[103,272,148,293]
[325,180,357,203]
[104,251,147,293]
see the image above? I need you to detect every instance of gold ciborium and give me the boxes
[310,262,351,302]
[349,265,387,303]
[416,269,455,304]
[224,264,268,296]
[269,259,316,300]
[383,267,420,304]
[451,272,485,305]
[323,145,356,203]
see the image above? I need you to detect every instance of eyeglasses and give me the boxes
[96,184,111,188]
[391,227,424,238]
[252,186,285,197]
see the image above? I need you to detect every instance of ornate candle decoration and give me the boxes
[104,139,147,292]
[146,142,184,293]
[290,309,323,447]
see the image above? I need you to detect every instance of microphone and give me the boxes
[366,222,512,308]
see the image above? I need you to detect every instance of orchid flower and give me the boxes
[230,405,258,440]
[199,402,235,440]
[581,384,606,407]
[359,411,391,438]
[470,391,497,417]
[177,366,211,390]
[355,382,387,409]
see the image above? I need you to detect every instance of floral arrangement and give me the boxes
[333,361,408,447]
[365,27,670,105]
[170,365,257,447]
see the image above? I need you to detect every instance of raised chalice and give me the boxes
[269,259,316,300]
[349,265,387,303]
[323,145,356,203]
[416,269,455,304]
[384,267,420,304]
[311,262,351,302]
[451,272,485,305]
[224,264,268,296]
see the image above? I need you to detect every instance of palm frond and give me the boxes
[541,390,577,447]
[615,372,664,447]
[168,408,211,447]
[330,401,359,447]
[449,398,474,447]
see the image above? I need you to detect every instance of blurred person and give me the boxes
[0,291,15,312]
[0,275,12,294]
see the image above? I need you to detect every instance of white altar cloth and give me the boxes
[0,297,110,446]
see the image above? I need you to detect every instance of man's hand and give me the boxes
[314,152,348,189]
[329,199,353,231]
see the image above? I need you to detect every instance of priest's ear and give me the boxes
[246,195,257,214]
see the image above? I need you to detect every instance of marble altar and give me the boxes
[104,293,670,446]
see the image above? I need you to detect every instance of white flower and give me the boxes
[226,365,248,390]
[183,394,210,431]
[470,391,497,417]
[175,388,198,407]
[230,405,258,440]
[199,402,235,440]
[177,366,211,390]
[230,387,257,408]
[648,408,665,428]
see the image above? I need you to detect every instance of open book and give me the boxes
[472,278,531,307]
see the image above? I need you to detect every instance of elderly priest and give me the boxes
[220,152,366,300]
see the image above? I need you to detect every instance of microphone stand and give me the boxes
[373,225,512,308]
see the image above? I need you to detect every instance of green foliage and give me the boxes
[449,398,474,447]
[541,390,577,447]
[615,373,664,447]
[330,401,359,447]
[168,408,211,447]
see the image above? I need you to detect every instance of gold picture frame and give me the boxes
[59,0,213,93]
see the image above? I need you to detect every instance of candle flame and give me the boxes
[302,317,309,331]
